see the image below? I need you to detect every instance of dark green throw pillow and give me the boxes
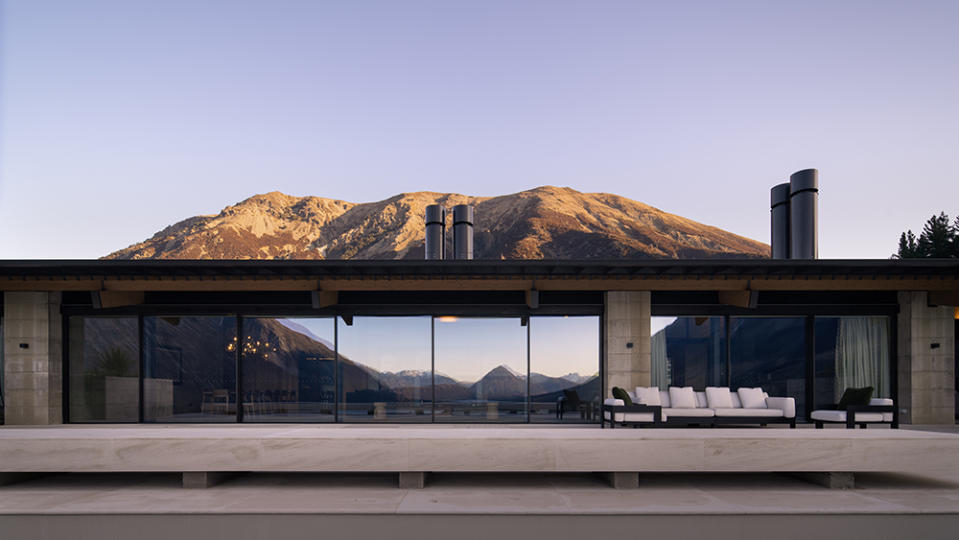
[837,386,874,408]
[611,387,633,406]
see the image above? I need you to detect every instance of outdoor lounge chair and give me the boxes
[811,386,897,429]
[557,389,589,419]
[811,398,898,428]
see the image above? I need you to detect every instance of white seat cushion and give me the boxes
[669,386,697,408]
[604,411,658,422]
[706,387,733,409]
[635,386,661,406]
[713,408,785,418]
[737,387,767,409]
[811,410,886,423]
[603,398,659,422]
[870,398,894,421]
[662,407,714,418]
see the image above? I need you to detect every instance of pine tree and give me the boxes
[895,212,958,258]
[917,212,954,257]
[895,230,918,258]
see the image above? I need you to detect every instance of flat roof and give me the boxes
[0,259,957,293]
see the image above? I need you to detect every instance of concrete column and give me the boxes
[2,292,63,425]
[182,472,241,489]
[605,472,640,489]
[897,292,955,424]
[398,472,426,489]
[604,291,651,398]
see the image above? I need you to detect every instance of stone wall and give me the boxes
[897,291,956,425]
[604,291,651,398]
[2,292,63,425]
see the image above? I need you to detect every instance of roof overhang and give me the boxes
[0,259,956,294]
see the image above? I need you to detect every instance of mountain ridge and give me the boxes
[104,186,769,260]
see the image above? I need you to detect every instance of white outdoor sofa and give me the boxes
[810,398,898,429]
[601,386,796,428]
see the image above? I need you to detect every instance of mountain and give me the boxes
[470,365,527,401]
[559,372,592,385]
[104,186,769,260]
[378,370,460,389]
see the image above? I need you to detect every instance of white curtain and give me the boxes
[651,329,669,389]
[835,317,889,400]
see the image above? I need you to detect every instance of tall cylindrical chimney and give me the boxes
[425,204,445,260]
[789,169,818,260]
[452,204,474,260]
[770,182,791,259]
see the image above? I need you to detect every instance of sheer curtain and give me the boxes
[835,317,889,400]
[651,329,669,389]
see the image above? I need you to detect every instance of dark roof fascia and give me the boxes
[0,259,958,279]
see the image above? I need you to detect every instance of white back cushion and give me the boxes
[627,390,637,401]
[669,386,697,408]
[694,392,708,408]
[705,387,733,409]
[738,387,767,409]
[730,393,743,408]
[659,390,671,408]
[635,387,661,406]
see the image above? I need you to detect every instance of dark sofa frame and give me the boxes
[813,404,899,429]
[600,404,796,428]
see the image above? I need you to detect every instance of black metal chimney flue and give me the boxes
[452,204,474,260]
[769,169,818,260]
[789,169,818,260]
[425,204,445,260]
[770,183,791,259]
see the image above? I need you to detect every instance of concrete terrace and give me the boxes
[2,424,958,539]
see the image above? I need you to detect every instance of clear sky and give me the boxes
[1,1,957,259]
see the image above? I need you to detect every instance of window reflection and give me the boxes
[529,316,600,422]
[143,316,236,422]
[730,317,805,416]
[68,317,139,422]
[241,318,335,422]
[433,317,528,422]
[651,316,726,390]
[337,317,432,422]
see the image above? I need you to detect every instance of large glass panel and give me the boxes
[337,316,432,422]
[730,317,805,416]
[529,316,600,422]
[651,316,726,390]
[815,316,891,409]
[241,317,335,422]
[434,317,527,422]
[68,317,139,422]
[143,316,237,422]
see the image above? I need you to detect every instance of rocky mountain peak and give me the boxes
[104,186,768,260]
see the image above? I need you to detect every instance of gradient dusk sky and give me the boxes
[1,1,957,259]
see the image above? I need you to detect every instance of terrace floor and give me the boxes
[1,424,958,539]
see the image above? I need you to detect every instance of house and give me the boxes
[1,258,955,426]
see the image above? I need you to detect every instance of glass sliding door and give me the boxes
[651,316,726,390]
[814,316,891,409]
[143,316,237,422]
[337,316,432,422]
[434,317,527,423]
[729,317,805,416]
[529,316,600,423]
[68,316,139,422]
[241,317,335,422]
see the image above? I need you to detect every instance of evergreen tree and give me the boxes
[894,212,958,258]
[896,230,918,258]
